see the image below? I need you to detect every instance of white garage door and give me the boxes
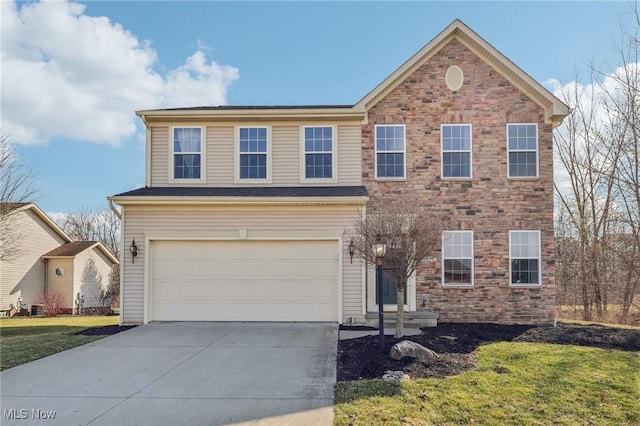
[151,240,338,321]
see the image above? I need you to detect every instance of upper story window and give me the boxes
[507,124,538,178]
[238,127,269,180]
[509,230,541,286]
[442,230,474,286]
[441,124,472,178]
[375,124,406,179]
[303,126,334,180]
[172,127,203,181]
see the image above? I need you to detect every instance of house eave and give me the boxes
[109,195,369,207]
[136,107,367,124]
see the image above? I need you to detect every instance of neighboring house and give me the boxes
[0,203,118,315]
[109,20,569,326]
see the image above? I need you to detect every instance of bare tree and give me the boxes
[350,200,445,337]
[554,5,640,322]
[0,135,38,261]
[56,207,120,258]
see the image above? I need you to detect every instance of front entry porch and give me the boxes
[364,311,439,328]
[365,267,439,328]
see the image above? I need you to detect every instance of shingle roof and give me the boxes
[113,186,368,198]
[141,105,354,112]
[42,241,97,257]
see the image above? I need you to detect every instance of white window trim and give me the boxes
[507,123,539,179]
[169,126,206,184]
[442,230,474,287]
[234,126,272,184]
[509,230,542,287]
[374,124,407,180]
[300,125,337,184]
[440,123,473,180]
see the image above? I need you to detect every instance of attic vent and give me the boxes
[445,65,464,91]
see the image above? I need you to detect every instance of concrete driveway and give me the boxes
[0,322,338,425]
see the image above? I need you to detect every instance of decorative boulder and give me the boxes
[389,340,439,361]
[382,370,410,382]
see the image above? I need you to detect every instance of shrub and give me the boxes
[95,285,115,313]
[37,292,65,317]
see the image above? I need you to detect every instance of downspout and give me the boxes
[108,199,121,219]
[108,198,124,325]
[141,113,151,187]
[41,257,48,295]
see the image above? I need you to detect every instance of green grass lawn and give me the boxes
[335,342,640,425]
[0,315,119,371]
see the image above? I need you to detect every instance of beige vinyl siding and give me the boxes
[121,208,145,324]
[208,126,234,185]
[120,204,364,324]
[0,209,68,310]
[46,258,74,308]
[271,126,299,184]
[73,248,114,308]
[337,125,362,185]
[146,123,362,187]
[149,127,169,186]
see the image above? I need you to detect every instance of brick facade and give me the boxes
[362,39,556,324]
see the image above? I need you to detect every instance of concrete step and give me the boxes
[364,311,439,328]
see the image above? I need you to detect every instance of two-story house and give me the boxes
[109,20,568,326]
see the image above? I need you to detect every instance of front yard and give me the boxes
[336,322,640,425]
[0,315,119,371]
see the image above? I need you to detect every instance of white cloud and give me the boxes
[0,0,239,146]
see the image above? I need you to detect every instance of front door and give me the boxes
[375,269,407,305]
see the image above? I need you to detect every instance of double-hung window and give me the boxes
[442,231,474,286]
[509,230,541,285]
[303,126,334,180]
[173,127,203,180]
[238,127,268,180]
[375,124,406,179]
[441,124,472,178]
[507,123,538,177]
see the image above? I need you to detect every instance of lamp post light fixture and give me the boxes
[348,240,355,264]
[372,235,387,351]
[130,239,138,263]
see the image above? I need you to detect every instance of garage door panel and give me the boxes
[152,281,335,301]
[151,240,338,321]
[153,261,336,281]
[152,301,336,322]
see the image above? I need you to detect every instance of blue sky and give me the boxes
[2,1,631,214]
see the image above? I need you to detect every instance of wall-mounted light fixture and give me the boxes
[349,240,355,264]
[130,239,138,263]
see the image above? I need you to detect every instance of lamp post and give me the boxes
[373,236,387,351]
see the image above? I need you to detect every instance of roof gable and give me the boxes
[354,19,569,125]
[42,240,119,264]
[42,241,97,257]
[2,203,73,243]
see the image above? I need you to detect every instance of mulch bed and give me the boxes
[75,325,137,335]
[337,323,640,381]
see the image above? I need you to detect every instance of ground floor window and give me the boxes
[442,230,474,286]
[509,230,541,285]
